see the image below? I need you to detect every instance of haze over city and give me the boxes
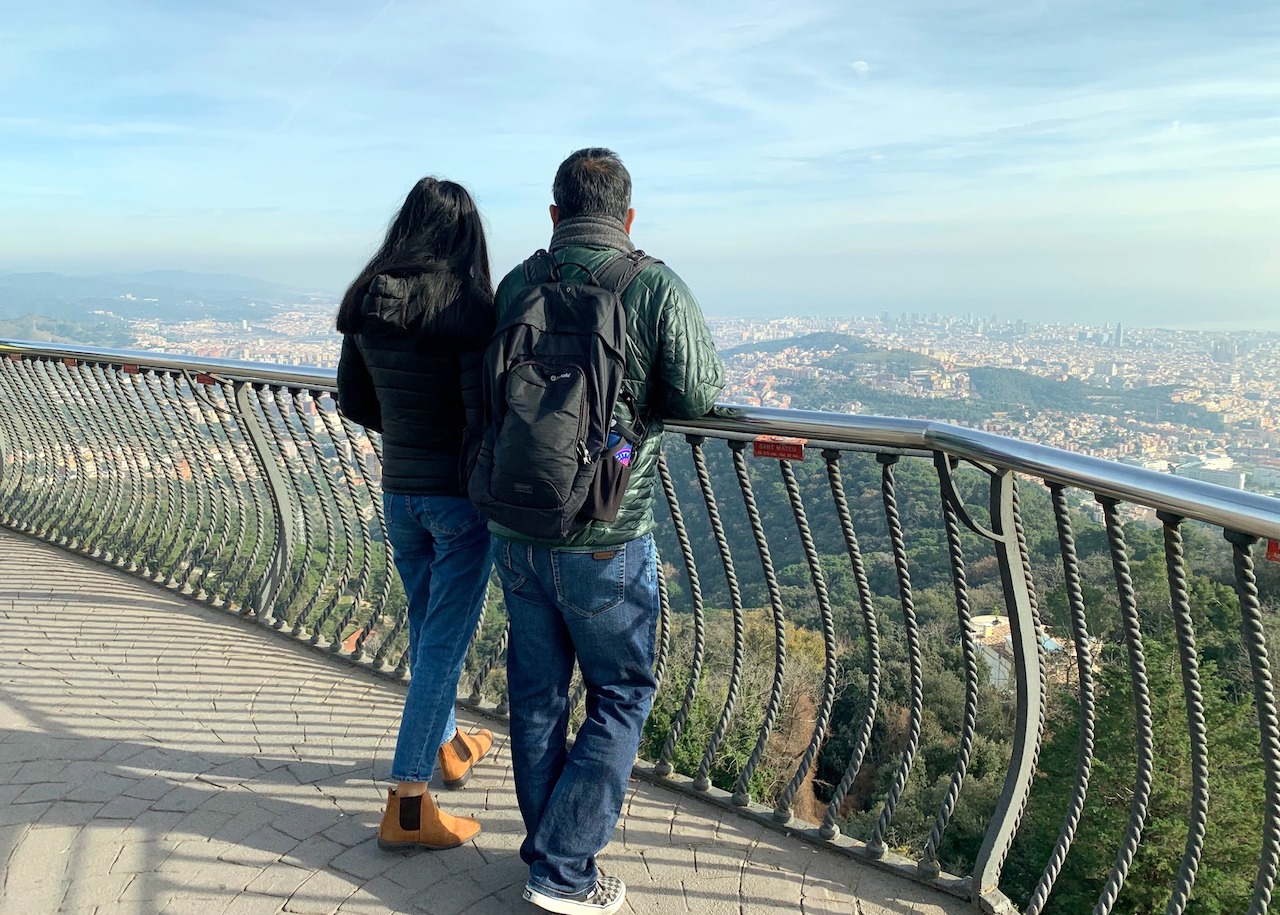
[2,1,1278,327]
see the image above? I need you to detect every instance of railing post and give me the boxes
[234,381,296,622]
[971,468,1044,912]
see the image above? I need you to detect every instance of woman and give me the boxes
[336,177,495,850]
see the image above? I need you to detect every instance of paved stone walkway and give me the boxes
[0,528,966,915]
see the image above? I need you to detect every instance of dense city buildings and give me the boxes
[121,304,1279,497]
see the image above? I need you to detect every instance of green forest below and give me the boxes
[644,438,1278,914]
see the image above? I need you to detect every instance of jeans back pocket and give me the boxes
[551,547,626,618]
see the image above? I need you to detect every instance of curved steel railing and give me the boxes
[2,337,1278,914]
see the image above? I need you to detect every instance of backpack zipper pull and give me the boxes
[578,441,591,465]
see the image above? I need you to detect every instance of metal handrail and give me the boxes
[4,338,1276,540]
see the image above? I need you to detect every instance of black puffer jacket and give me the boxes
[336,272,493,495]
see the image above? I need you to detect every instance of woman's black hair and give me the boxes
[336,177,493,334]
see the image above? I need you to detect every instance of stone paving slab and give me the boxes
[0,529,967,915]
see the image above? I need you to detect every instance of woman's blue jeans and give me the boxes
[384,494,492,783]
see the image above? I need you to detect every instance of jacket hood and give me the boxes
[359,270,491,347]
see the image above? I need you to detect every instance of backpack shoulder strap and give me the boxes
[522,249,559,283]
[593,250,662,298]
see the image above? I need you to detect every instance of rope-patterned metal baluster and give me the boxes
[36,359,91,547]
[329,415,386,652]
[257,385,311,621]
[285,389,340,632]
[1025,483,1096,915]
[869,453,925,858]
[345,422,394,660]
[654,449,706,778]
[136,372,186,580]
[1226,531,1280,915]
[348,423,396,659]
[0,360,25,524]
[690,436,747,793]
[317,404,374,653]
[729,440,788,807]
[96,368,151,568]
[13,359,64,537]
[1093,497,1154,915]
[66,364,111,552]
[149,372,199,581]
[109,371,162,576]
[271,386,324,623]
[468,619,509,704]
[774,458,839,824]
[88,365,145,568]
[918,455,981,878]
[20,359,65,537]
[231,382,288,619]
[653,551,672,691]
[130,371,176,577]
[93,365,142,564]
[53,363,100,552]
[1157,512,1209,915]
[31,360,81,547]
[176,381,228,598]
[61,361,107,548]
[199,383,253,605]
[820,450,881,840]
[231,434,275,612]
[69,364,125,558]
[226,384,276,610]
[187,386,237,600]
[168,373,218,594]
[0,359,38,528]
[324,417,379,650]
[146,373,198,584]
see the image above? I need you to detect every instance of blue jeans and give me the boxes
[494,534,659,898]
[384,494,492,783]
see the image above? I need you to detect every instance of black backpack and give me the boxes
[468,249,659,540]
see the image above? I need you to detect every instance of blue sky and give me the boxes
[2,0,1278,326]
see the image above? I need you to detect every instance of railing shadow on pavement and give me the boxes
[0,530,941,915]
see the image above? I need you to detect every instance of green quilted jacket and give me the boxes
[487,244,724,548]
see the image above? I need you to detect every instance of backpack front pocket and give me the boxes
[491,361,588,508]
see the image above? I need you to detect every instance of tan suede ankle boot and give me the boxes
[377,788,480,850]
[437,728,493,789]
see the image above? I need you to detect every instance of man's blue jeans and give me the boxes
[494,534,659,898]
[384,494,492,784]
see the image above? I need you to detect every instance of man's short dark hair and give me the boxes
[552,148,631,222]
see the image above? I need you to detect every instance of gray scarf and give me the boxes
[548,214,635,253]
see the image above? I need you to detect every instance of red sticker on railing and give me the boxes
[62,358,79,368]
[122,364,140,374]
[7,353,22,361]
[1267,540,1280,563]
[195,373,218,385]
[753,435,807,461]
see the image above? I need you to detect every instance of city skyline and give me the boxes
[3,1,1278,326]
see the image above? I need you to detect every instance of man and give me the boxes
[490,148,724,915]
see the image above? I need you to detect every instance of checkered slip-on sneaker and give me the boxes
[523,875,626,914]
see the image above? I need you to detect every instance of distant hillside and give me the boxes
[967,367,1220,428]
[721,332,938,370]
[0,270,328,323]
[0,314,135,347]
